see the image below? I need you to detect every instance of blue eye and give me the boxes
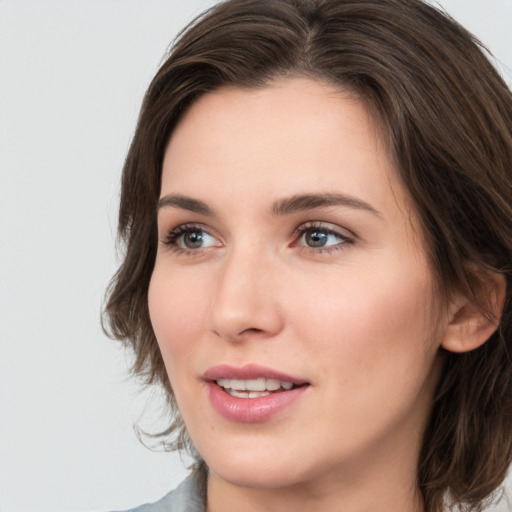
[296,224,353,251]
[301,229,337,248]
[165,225,219,251]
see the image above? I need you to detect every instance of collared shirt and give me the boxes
[120,474,205,512]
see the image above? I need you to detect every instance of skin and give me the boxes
[148,78,450,512]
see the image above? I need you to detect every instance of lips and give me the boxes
[203,363,307,384]
[203,364,310,422]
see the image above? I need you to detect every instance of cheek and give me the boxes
[288,255,438,379]
[285,257,441,449]
[147,265,210,378]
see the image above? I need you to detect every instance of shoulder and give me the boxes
[114,473,205,512]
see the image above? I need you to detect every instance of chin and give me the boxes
[211,464,302,490]
[202,445,320,490]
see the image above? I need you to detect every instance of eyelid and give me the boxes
[292,221,355,252]
[293,220,355,239]
[162,222,222,253]
[160,220,355,256]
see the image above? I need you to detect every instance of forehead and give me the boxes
[162,77,410,224]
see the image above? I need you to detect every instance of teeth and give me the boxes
[248,391,270,398]
[216,378,297,392]
[247,378,266,391]
[265,379,281,391]
[216,378,229,389]
[231,379,246,390]
[227,389,271,398]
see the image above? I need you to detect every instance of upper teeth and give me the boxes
[216,378,294,391]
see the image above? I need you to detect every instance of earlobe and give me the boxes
[441,270,506,354]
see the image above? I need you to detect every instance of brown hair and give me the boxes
[103,0,512,510]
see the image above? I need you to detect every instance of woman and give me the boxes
[104,0,512,510]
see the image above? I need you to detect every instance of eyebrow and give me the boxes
[271,193,381,217]
[157,192,381,218]
[158,194,214,216]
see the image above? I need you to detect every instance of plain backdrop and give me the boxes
[0,1,511,511]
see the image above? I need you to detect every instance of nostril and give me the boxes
[211,325,269,343]
[241,327,264,335]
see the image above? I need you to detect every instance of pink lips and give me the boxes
[203,364,309,423]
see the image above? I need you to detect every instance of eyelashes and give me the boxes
[293,221,354,252]
[162,221,355,256]
[164,223,221,253]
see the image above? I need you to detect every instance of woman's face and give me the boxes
[149,78,446,493]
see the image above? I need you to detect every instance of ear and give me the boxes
[442,269,506,354]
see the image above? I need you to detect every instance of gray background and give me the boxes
[1,1,511,511]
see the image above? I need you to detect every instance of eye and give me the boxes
[294,223,354,252]
[164,224,220,252]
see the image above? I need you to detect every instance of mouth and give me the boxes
[204,363,309,396]
[203,365,310,422]
[215,377,302,398]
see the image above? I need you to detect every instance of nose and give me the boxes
[208,248,284,343]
